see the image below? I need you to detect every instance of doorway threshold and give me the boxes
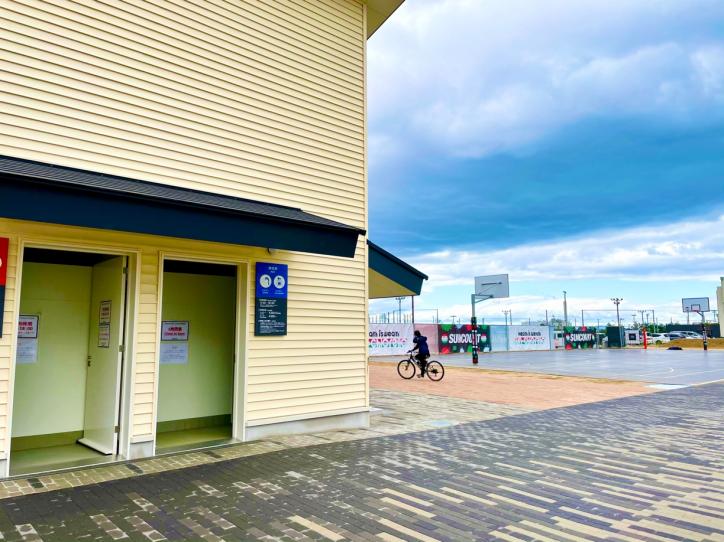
[10,443,118,477]
[155,425,234,455]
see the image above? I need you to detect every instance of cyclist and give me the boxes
[410,330,430,378]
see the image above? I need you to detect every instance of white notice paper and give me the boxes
[98,324,111,348]
[160,342,188,364]
[17,338,38,364]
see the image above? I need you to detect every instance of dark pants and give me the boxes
[415,353,429,375]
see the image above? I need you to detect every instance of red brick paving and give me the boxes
[370,361,655,410]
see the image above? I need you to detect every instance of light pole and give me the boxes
[563,291,568,327]
[611,298,623,347]
[503,310,511,351]
[395,296,405,323]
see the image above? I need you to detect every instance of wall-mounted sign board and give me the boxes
[254,262,288,336]
[161,321,190,341]
[18,315,39,338]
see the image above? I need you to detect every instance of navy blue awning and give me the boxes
[0,156,364,258]
[368,240,427,298]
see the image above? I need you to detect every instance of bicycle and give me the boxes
[397,352,445,381]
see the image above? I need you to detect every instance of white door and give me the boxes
[79,256,126,455]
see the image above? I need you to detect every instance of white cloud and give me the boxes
[369,0,724,159]
[406,214,724,286]
[370,215,724,325]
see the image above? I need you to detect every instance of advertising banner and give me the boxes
[509,326,551,351]
[563,326,597,349]
[368,323,414,356]
[438,324,491,354]
[415,324,439,354]
[490,326,509,352]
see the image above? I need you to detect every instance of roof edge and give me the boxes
[367,240,428,280]
[366,0,405,38]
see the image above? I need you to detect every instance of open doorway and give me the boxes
[155,259,237,453]
[10,247,128,475]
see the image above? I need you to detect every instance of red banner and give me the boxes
[0,237,7,338]
[0,237,8,287]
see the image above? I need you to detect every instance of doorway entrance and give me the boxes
[10,247,128,475]
[155,259,237,453]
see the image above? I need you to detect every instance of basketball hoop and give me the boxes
[682,297,710,351]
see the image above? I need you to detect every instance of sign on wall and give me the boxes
[18,315,39,338]
[160,320,190,364]
[17,314,39,364]
[0,238,8,338]
[97,324,111,348]
[368,323,414,356]
[254,262,288,336]
[438,324,491,354]
[160,342,189,364]
[99,300,112,325]
[563,326,597,349]
[509,325,551,351]
[161,321,190,341]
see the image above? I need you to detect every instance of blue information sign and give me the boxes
[255,262,288,299]
[255,262,288,336]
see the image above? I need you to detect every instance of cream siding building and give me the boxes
[0,0,403,477]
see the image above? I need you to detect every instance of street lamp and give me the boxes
[611,298,623,347]
[395,296,405,323]
[563,290,568,327]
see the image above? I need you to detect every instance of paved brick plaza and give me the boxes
[0,384,722,541]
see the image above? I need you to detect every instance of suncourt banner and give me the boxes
[564,326,597,349]
[509,325,551,351]
[439,324,491,354]
[368,323,414,356]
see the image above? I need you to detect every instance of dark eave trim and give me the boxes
[368,240,428,295]
[0,156,364,258]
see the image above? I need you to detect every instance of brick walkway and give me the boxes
[0,390,528,499]
[0,384,721,541]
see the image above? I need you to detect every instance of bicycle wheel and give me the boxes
[426,361,444,381]
[397,359,416,379]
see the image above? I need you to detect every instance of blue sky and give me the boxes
[366,0,724,325]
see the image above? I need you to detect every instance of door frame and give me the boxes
[5,239,139,476]
[154,252,249,455]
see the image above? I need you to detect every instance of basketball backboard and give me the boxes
[682,297,710,313]
[474,274,509,299]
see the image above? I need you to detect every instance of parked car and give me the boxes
[681,331,704,339]
[646,332,670,345]
[667,331,687,339]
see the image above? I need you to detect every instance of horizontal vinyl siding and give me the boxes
[132,251,161,439]
[245,236,368,423]
[0,0,366,227]
[0,0,368,442]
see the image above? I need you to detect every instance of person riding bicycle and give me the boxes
[410,330,430,377]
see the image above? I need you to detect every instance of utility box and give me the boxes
[607,326,625,348]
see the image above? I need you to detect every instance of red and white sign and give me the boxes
[18,315,39,339]
[161,321,189,341]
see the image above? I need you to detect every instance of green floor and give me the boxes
[155,425,233,454]
[10,443,114,476]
